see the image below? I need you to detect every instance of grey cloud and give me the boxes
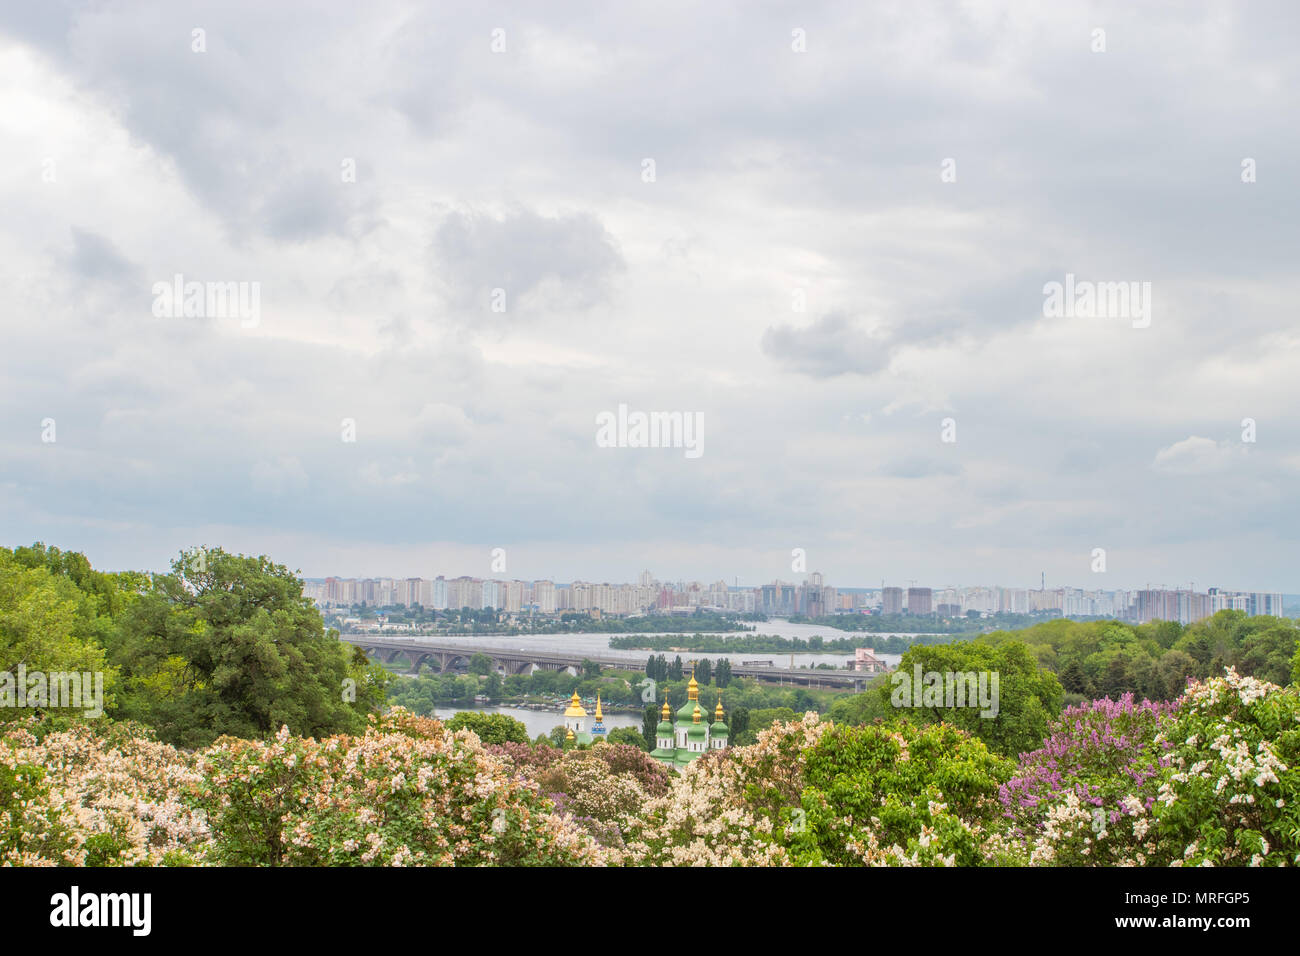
[761,313,894,377]
[2,1,1299,590]
[66,228,138,286]
[431,205,624,313]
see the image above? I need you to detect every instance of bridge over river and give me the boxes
[341,635,877,691]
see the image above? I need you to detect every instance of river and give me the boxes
[430,703,644,739]
[372,618,930,671]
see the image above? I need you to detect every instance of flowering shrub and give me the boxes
[585,742,672,798]
[487,741,562,777]
[538,756,647,850]
[1,731,80,866]
[492,742,668,850]
[5,677,1298,868]
[194,709,605,866]
[1,718,206,866]
[999,694,1177,865]
[793,721,1014,866]
[1150,669,1300,866]
[622,712,826,866]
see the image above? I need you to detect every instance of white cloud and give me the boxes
[1151,437,1240,475]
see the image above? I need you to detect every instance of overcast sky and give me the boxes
[2,1,1297,592]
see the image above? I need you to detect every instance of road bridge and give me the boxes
[340,636,878,691]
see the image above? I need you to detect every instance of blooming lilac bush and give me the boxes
[793,721,1014,866]
[1150,668,1300,866]
[4,676,1297,868]
[999,694,1177,865]
[1,718,207,866]
[194,709,606,866]
[621,713,826,866]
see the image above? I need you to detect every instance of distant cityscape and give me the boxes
[303,571,1289,627]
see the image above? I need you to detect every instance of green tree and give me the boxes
[0,547,115,712]
[444,711,529,745]
[669,655,683,681]
[880,640,1063,759]
[791,721,1015,866]
[642,704,659,750]
[606,726,648,751]
[108,547,386,747]
[724,705,755,744]
[468,653,493,676]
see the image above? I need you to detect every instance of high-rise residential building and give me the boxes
[882,587,903,615]
[1251,592,1286,617]
[534,580,556,613]
[502,580,524,613]
[446,576,479,610]
[1028,588,1062,613]
[907,587,933,616]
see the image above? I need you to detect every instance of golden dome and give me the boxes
[661,696,671,719]
[692,703,702,723]
[687,664,699,701]
[563,690,587,718]
[565,727,575,741]
[714,699,725,720]
[594,694,604,720]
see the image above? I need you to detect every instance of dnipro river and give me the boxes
[396,620,942,733]
[379,618,922,670]
[431,704,644,739]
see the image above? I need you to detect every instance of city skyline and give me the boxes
[303,566,1290,626]
[301,565,1293,599]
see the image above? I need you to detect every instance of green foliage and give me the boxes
[444,711,529,745]
[978,612,1299,702]
[1149,671,1300,866]
[107,547,387,746]
[790,721,1015,866]
[0,546,116,718]
[728,705,750,744]
[0,755,76,864]
[881,641,1063,759]
[642,704,658,750]
[826,674,893,726]
[606,726,648,751]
